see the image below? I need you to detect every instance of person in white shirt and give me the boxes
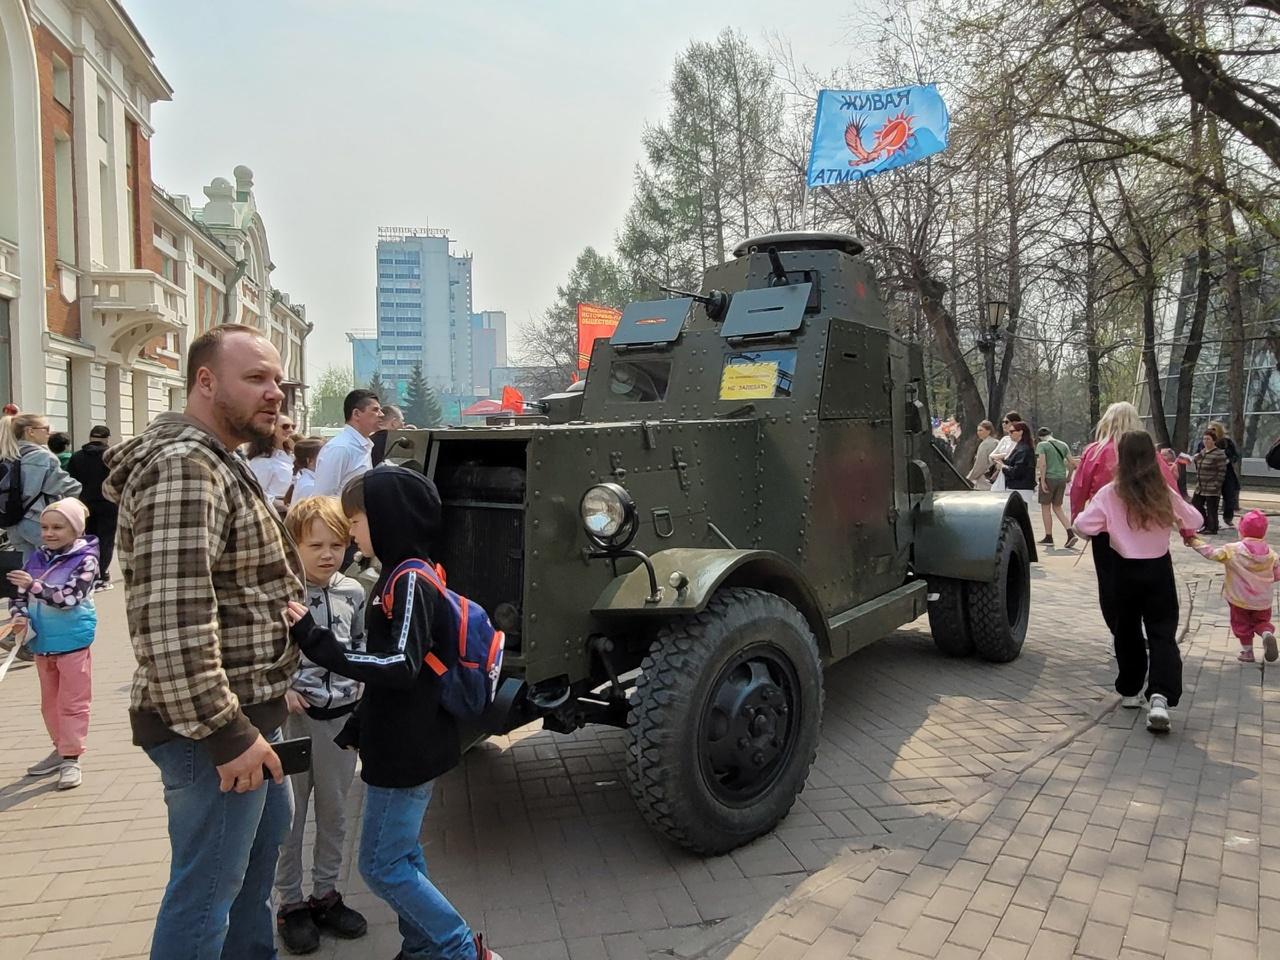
[247,414,295,509]
[290,437,324,502]
[313,390,383,497]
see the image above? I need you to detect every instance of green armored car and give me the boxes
[385,232,1036,854]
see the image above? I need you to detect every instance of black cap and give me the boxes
[1036,427,1051,438]
[89,425,111,439]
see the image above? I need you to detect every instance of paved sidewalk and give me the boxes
[0,526,1264,959]
[680,543,1276,960]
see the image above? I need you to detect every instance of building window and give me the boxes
[125,124,136,268]
[51,57,71,108]
[99,161,116,268]
[53,135,74,264]
[97,92,110,142]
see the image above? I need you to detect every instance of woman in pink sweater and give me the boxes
[1074,431,1203,733]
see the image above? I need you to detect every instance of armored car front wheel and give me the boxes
[626,588,824,855]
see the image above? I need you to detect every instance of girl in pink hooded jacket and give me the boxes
[1187,509,1280,663]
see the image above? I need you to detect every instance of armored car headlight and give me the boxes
[580,482,638,548]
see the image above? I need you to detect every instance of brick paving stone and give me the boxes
[7,525,1278,960]
[897,915,953,956]
[965,879,1015,918]
[1122,914,1170,956]
[945,910,999,952]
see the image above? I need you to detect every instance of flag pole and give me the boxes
[800,182,811,230]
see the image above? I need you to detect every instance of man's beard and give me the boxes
[215,395,275,444]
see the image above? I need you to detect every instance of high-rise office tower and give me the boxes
[374,226,473,399]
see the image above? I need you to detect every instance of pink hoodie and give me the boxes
[1072,481,1203,559]
[1192,538,1280,610]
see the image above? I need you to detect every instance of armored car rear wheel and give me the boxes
[967,518,1031,663]
[927,577,974,657]
[626,588,823,855]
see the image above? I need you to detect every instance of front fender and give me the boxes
[912,491,1038,582]
[591,548,832,656]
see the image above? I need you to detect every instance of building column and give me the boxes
[131,368,150,434]
[2,1,46,410]
[103,362,121,438]
[68,356,93,444]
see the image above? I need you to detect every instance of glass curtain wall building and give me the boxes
[374,226,473,401]
[1137,241,1280,457]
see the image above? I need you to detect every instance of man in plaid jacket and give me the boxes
[104,323,305,960]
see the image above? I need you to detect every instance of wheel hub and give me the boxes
[698,646,799,804]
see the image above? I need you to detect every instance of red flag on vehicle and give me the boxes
[500,386,524,413]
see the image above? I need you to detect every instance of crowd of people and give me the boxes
[940,399,1273,734]
[4,330,1276,958]
[2,325,493,960]
[957,406,1248,548]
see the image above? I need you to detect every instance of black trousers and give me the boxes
[85,504,117,580]
[1192,494,1220,534]
[1095,542,1182,706]
[1222,470,1240,524]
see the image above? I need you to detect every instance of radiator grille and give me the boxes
[435,504,523,637]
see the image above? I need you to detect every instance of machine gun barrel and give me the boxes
[658,285,730,321]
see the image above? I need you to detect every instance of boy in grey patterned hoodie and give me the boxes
[274,496,369,953]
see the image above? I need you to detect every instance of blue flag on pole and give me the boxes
[805,84,950,188]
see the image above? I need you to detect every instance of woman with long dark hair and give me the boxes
[246,414,295,512]
[1001,421,1037,508]
[988,411,1022,492]
[1074,431,1203,732]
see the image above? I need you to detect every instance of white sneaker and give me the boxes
[57,759,82,790]
[1146,694,1171,732]
[27,749,62,777]
[1120,695,1142,709]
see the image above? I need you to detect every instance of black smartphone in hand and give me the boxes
[266,737,311,778]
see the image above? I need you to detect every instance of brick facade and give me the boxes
[127,119,162,275]
[34,24,79,341]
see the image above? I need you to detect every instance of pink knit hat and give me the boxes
[1238,509,1269,541]
[43,497,88,537]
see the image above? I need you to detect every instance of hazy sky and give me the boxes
[127,0,859,381]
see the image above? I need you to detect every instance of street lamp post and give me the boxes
[982,300,1008,420]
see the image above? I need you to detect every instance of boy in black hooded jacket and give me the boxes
[285,466,501,960]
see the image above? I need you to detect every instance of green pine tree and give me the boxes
[367,371,387,401]
[403,363,443,427]
[421,382,444,427]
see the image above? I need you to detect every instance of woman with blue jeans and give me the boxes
[286,467,500,960]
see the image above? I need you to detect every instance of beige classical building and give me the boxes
[152,167,311,428]
[0,0,309,440]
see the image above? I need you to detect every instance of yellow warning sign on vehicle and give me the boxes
[719,361,779,400]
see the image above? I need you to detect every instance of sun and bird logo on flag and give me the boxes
[806,83,950,187]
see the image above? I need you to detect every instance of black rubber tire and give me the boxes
[967,518,1031,663]
[626,588,824,855]
[927,577,974,657]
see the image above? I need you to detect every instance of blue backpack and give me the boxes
[379,559,505,719]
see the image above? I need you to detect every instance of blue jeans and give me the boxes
[360,781,473,960]
[145,732,293,960]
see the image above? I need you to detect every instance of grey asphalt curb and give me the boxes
[664,689,1124,960]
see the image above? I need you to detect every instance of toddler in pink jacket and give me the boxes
[1187,509,1280,663]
